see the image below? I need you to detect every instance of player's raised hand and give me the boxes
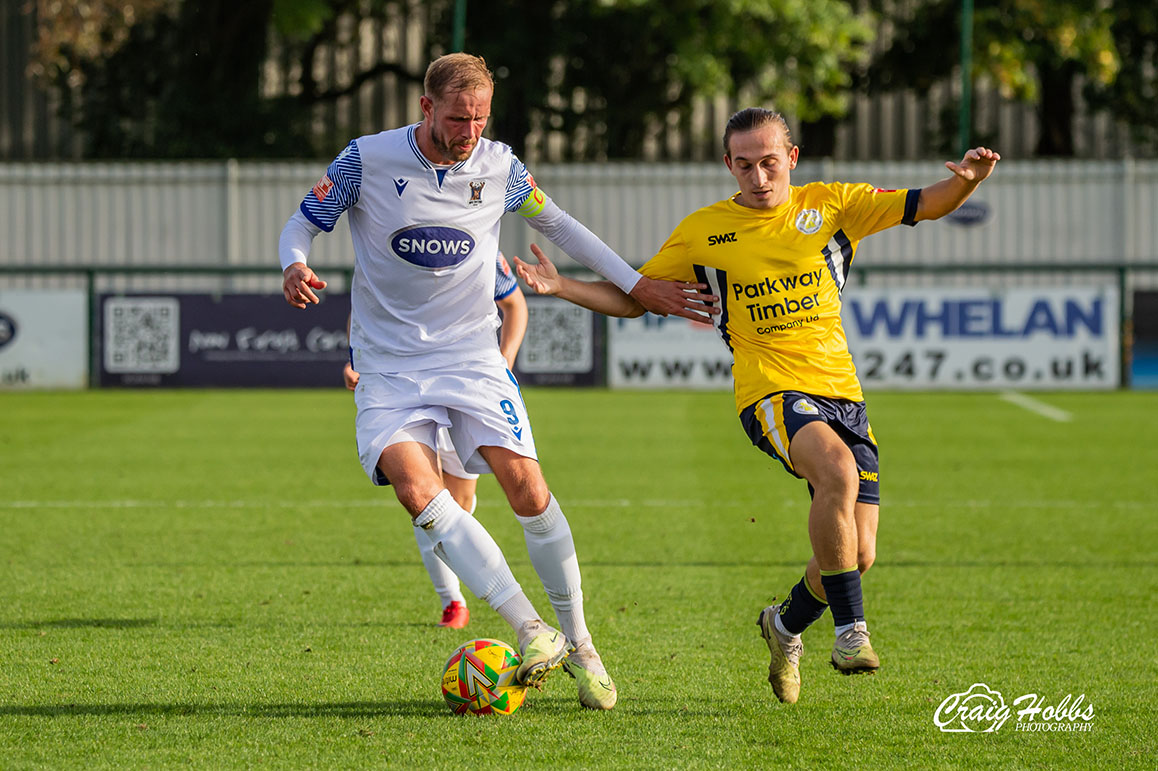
[946,146,1001,184]
[283,262,327,309]
[629,277,721,322]
[513,244,561,296]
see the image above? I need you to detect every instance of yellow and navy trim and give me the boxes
[693,264,733,353]
[737,392,797,476]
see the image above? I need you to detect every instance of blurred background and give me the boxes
[1,0,1156,390]
[5,0,1157,162]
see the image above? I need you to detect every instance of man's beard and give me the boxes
[431,126,476,162]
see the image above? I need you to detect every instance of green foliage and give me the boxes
[271,0,335,40]
[972,1,1118,101]
[864,0,1135,156]
[27,0,427,158]
[470,0,874,158]
[0,389,1155,767]
[28,0,872,160]
[1086,2,1158,151]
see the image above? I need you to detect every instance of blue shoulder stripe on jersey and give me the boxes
[504,156,536,212]
[300,140,362,233]
[494,256,518,300]
[902,188,921,226]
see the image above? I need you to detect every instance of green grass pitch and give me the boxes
[1,388,1155,768]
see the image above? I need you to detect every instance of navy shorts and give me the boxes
[739,391,880,505]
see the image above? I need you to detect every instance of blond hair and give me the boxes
[424,53,494,100]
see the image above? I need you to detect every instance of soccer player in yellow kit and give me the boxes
[515,107,1000,704]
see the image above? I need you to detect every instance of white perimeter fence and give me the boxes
[2,159,1157,294]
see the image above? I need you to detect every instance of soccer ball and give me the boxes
[441,638,527,716]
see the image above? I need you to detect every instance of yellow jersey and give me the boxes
[640,181,919,412]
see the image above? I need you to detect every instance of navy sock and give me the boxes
[820,568,864,628]
[777,575,828,635]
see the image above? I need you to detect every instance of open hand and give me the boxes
[513,244,562,296]
[946,146,1001,184]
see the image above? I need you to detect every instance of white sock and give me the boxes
[496,594,541,637]
[519,494,590,647]
[835,620,868,637]
[413,523,464,608]
[414,490,522,611]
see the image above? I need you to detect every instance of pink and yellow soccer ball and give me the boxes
[441,638,527,716]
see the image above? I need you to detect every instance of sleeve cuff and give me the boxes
[902,188,921,226]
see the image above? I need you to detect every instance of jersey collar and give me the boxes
[407,124,470,175]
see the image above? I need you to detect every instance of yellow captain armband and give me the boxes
[516,187,547,218]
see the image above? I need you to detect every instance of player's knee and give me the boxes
[816,465,859,508]
[857,547,876,574]
[508,486,551,518]
[395,482,446,518]
[492,461,550,516]
[502,475,550,517]
[805,447,859,501]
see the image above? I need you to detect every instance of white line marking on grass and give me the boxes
[999,391,1072,422]
[3,498,1149,510]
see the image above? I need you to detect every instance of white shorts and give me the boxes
[436,427,478,480]
[354,356,537,486]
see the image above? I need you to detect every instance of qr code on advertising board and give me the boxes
[104,297,180,374]
[516,298,592,373]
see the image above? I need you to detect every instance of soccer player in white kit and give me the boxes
[343,253,528,631]
[279,53,716,710]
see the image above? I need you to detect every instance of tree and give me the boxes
[1086,1,1158,152]
[862,0,1120,157]
[27,0,874,160]
[466,0,875,160]
[25,0,433,158]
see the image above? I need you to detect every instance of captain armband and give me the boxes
[517,188,548,218]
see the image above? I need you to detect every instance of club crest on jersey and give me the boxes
[468,180,485,206]
[792,398,820,416]
[390,225,476,269]
[795,209,823,235]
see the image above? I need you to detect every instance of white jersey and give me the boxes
[297,125,532,372]
[283,124,641,374]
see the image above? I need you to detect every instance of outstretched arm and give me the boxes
[515,244,717,320]
[522,194,717,318]
[915,146,1001,222]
